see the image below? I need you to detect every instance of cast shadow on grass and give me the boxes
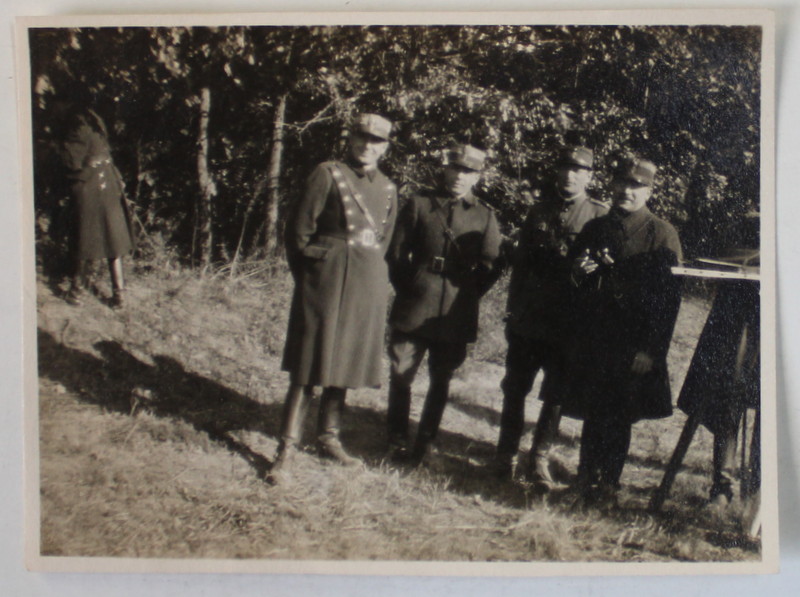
[36,328,714,518]
[38,328,498,500]
[37,328,281,479]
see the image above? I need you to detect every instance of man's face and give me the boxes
[349,132,389,168]
[612,179,652,213]
[556,164,592,198]
[443,164,481,198]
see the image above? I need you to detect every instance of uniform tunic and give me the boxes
[282,160,397,388]
[388,190,502,345]
[563,206,683,423]
[496,187,608,456]
[61,121,133,260]
[506,186,609,343]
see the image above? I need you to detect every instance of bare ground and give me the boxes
[34,265,761,562]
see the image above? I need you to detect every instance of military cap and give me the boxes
[350,113,392,141]
[616,158,657,186]
[446,144,486,171]
[556,145,594,169]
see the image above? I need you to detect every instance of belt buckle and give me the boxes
[431,256,445,273]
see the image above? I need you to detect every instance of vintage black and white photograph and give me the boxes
[17,10,776,574]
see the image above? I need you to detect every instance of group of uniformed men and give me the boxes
[270,112,685,509]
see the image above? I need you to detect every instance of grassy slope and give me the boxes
[35,266,760,562]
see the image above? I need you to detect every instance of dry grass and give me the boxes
[35,264,760,562]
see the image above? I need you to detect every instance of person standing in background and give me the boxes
[59,107,134,308]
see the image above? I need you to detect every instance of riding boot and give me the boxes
[268,385,313,481]
[494,388,526,480]
[386,378,412,460]
[316,388,360,466]
[410,375,450,466]
[527,401,562,490]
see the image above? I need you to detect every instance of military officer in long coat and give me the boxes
[495,145,608,486]
[271,114,398,478]
[566,158,682,508]
[386,144,502,465]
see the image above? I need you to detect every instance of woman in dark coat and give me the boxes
[60,108,134,308]
[677,215,760,506]
[565,158,683,507]
[677,280,760,504]
[269,114,397,480]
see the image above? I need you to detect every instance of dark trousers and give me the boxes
[497,331,563,457]
[577,413,632,489]
[387,330,467,447]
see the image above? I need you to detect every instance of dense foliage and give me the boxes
[29,24,761,268]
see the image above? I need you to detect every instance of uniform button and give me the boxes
[348,224,355,230]
[343,196,350,202]
[346,209,353,215]
[348,240,355,246]
[381,220,387,224]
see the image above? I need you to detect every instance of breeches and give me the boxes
[498,332,565,455]
[387,330,468,443]
[389,330,468,387]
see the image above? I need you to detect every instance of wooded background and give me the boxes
[28,25,761,272]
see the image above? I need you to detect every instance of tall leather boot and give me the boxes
[316,387,360,466]
[386,378,412,460]
[494,388,527,480]
[410,375,450,466]
[527,400,562,490]
[268,384,313,482]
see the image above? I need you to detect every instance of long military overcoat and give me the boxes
[388,190,501,344]
[561,206,683,422]
[677,280,760,435]
[282,160,397,388]
[61,118,134,261]
[506,186,608,343]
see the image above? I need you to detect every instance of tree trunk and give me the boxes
[197,86,217,270]
[264,92,288,257]
[231,175,267,277]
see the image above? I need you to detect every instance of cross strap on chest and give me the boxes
[430,197,467,261]
[329,163,392,243]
